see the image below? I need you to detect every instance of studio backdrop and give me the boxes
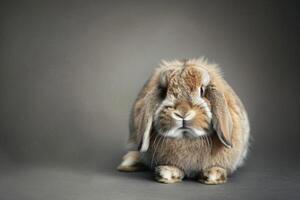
[0,1,299,200]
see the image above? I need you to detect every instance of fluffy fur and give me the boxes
[118,58,250,184]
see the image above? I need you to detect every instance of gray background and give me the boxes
[0,0,299,200]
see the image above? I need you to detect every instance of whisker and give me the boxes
[150,134,159,168]
[206,135,212,154]
[202,135,208,148]
[155,135,166,166]
[151,134,163,168]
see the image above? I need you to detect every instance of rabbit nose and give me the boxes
[173,112,184,119]
[172,110,196,121]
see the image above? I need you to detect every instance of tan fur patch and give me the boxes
[182,67,202,91]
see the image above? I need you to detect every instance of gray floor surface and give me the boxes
[0,157,299,200]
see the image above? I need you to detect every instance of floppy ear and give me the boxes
[137,87,163,152]
[128,71,163,152]
[206,85,233,148]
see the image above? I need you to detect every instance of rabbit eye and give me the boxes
[200,86,205,97]
[158,85,167,99]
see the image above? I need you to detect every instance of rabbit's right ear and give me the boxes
[129,71,164,152]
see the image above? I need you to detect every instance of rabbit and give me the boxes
[117,58,250,184]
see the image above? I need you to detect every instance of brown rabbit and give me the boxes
[118,58,250,184]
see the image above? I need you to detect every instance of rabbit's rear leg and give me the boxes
[198,166,227,184]
[117,151,145,172]
[155,166,184,184]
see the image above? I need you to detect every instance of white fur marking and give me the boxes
[161,127,208,138]
[192,128,208,137]
[161,169,172,180]
[209,172,217,181]
[140,117,152,152]
[121,157,137,167]
[163,128,183,138]
[184,110,196,120]
[120,151,140,167]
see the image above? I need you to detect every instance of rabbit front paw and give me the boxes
[155,165,184,184]
[199,166,227,185]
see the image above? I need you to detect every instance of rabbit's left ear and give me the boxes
[206,85,233,148]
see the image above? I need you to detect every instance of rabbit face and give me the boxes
[154,66,212,138]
